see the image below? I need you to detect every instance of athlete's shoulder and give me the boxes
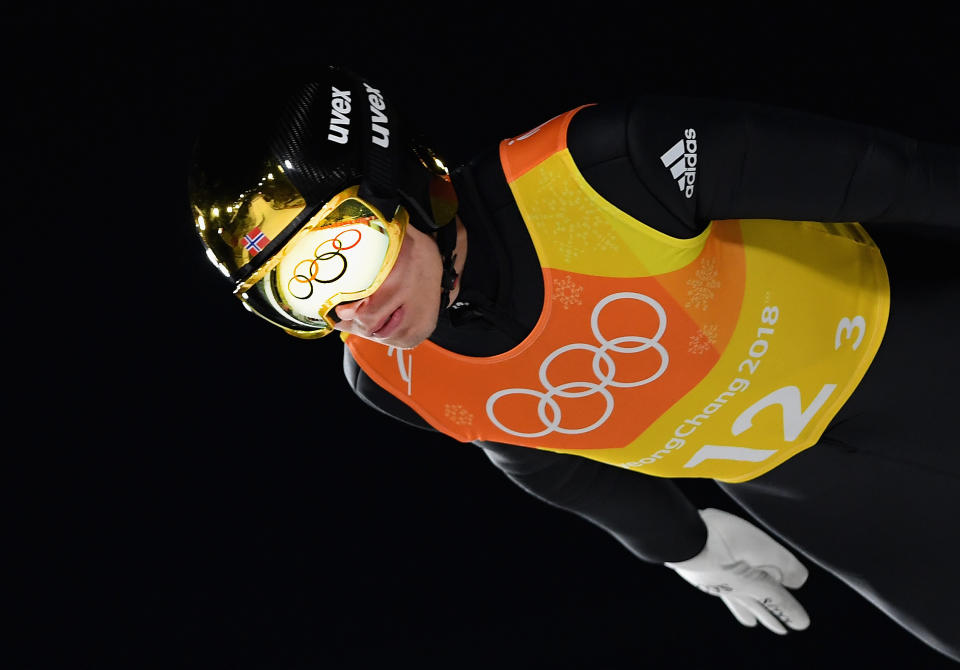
[566,96,698,178]
[564,98,704,237]
[566,101,632,169]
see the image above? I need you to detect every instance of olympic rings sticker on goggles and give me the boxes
[284,221,373,298]
[241,186,407,337]
[270,215,391,326]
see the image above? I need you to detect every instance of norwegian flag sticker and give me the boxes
[242,227,270,255]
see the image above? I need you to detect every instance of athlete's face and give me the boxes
[332,223,443,349]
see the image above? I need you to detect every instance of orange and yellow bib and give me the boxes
[346,107,890,483]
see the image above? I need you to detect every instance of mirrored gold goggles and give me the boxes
[237,186,407,338]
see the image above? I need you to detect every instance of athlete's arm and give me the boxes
[476,439,707,563]
[344,348,708,562]
[567,97,959,237]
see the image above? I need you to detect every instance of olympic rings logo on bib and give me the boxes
[486,292,670,438]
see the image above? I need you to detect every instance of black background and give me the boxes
[13,3,959,669]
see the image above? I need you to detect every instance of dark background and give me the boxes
[12,3,959,668]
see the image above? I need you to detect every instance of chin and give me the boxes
[391,318,438,350]
[390,331,429,350]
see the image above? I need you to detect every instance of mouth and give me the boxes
[371,305,404,339]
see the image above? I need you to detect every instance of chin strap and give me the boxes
[435,221,459,315]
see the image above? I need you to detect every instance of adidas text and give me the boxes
[660,129,698,198]
[327,86,352,144]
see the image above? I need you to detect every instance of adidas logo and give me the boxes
[660,129,698,198]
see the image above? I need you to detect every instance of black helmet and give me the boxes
[188,65,458,338]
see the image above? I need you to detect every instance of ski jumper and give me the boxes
[346,107,890,483]
[343,98,959,660]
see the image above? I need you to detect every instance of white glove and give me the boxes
[664,508,810,634]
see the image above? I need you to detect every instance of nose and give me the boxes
[334,298,367,321]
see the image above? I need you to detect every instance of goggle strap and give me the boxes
[397,188,443,233]
[357,179,400,224]
[231,201,323,288]
[359,83,400,219]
